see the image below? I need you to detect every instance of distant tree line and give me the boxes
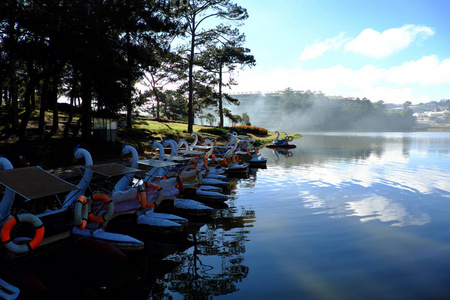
[278,89,416,131]
[230,89,417,132]
[0,0,254,141]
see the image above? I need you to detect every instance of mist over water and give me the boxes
[226,92,414,132]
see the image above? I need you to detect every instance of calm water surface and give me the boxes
[159,132,450,300]
[8,132,450,300]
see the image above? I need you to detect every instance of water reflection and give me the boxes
[3,133,450,299]
[157,203,255,298]
[270,133,450,227]
[273,150,293,161]
[346,194,430,226]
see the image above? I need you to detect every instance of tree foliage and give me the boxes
[199,30,255,127]
[277,89,417,131]
[0,0,181,140]
[231,89,417,131]
[175,0,249,133]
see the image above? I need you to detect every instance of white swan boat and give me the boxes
[123,144,216,216]
[75,152,188,235]
[0,159,80,255]
[66,147,145,251]
[146,141,230,203]
[266,131,297,149]
[0,277,20,300]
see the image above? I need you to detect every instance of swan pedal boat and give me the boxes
[138,143,230,200]
[0,166,81,253]
[137,158,221,211]
[234,150,268,167]
[0,277,20,300]
[266,131,297,149]
[79,162,188,235]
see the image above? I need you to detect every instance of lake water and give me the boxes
[157,132,450,300]
[6,132,450,300]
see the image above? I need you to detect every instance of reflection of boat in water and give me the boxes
[273,149,293,160]
[266,131,297,149]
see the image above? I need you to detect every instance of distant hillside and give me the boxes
[226,92,450,132]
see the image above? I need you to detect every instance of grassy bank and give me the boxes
[1,110,298,169]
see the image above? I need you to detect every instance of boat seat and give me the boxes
[111,188,137,203]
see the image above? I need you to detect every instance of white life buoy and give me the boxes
[74,195,89,229]
[1,214,45,254]
[88,193,114,223]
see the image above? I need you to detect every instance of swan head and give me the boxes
[73,144,83,160]
[162,139,170,147]
[151,139,161,150]
[121,143,132,155]
[0,156,13,170]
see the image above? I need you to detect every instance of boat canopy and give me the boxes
[81,163,141,177]
[0,166,79,200]
[137,159,177,168]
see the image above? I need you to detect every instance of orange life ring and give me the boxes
[1,214,45,254]
[146,182,162,191]
[145,183,162,207]
[176,175,184,194]
[88,193,114,223]
[203,159,209,171]
[137,185,147,209]
[74,195,88,229]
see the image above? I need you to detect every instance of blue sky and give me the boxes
[226,0,450,104]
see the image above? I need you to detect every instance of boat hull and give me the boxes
[266,144,296,149]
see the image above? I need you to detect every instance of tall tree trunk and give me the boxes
[187,21,195,133]
[152,85,161,120]
[81,75,92,140]
[218,63,223,128]
[50,80,59,136]
[38,78,49,134]
[3,89,9,107]
[18,64,36,141]
[126,31,133,129]
[63,96,74,138]
[7,0,19,133]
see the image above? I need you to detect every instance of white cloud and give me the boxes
[299,32,347,60]
[299,25,434,60]
[385,55,450,85]
[229,55,450,104]
[345,25,434,58]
